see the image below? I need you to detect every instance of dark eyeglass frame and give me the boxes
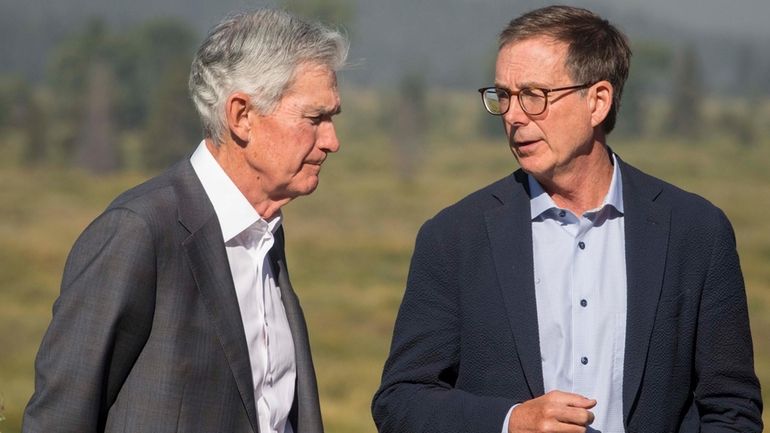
[477,82,596,116]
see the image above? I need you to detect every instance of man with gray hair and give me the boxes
[23,9,348,433]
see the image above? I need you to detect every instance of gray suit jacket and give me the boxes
[23,160,324,433]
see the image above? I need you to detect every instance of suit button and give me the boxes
[581,356,588,365]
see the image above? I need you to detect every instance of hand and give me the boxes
[507,390,596,433]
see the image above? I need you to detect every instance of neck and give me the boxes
[205,138,291,220]
[535,144,614,216]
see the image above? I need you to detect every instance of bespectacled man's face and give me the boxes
[244,62,341,201]
[495,36,599,183]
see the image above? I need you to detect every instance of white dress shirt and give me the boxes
[191,141,296,433]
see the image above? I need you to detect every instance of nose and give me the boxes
[502,97,530,127]
[318,120,340,153]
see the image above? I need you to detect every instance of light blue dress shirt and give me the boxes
[503,154,627,433]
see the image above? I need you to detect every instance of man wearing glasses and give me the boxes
[373,5,762,433]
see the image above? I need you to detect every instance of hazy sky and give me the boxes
[617,0,770,38]
[2,0,769,88]
[6,0,770,39]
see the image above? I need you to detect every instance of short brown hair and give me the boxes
[499,5,631,134]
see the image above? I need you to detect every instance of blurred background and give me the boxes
[1,0,769,431]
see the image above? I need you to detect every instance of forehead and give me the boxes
[282,62,339,109]
[495,36,570,87]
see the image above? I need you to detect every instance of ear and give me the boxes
[588,80,613,128]
[225,92,252,143]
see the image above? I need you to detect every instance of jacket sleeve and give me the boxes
[695,209,763,432]
[22,208,157,433]
[372,219,515,433]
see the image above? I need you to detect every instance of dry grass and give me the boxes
[1,129,768,432]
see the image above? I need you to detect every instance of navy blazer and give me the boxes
[372,156,762,433]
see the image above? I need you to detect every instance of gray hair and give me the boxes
[189,9,349,143]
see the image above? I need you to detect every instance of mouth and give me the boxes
[511,137,541,148]
[303,161,325,174]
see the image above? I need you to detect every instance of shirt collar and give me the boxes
[190,140,282,242]
[528,152,624,219]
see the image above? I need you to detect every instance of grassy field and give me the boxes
[1,120,768,431]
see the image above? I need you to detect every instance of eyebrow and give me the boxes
[317,105,342,116]
[493,81,549,91]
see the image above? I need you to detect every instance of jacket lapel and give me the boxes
[619,160,670,423]
[270,227,324,433]
[175,161,259,432]
[485,171,545,398]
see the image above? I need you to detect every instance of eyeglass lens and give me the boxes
[482,88,547,115]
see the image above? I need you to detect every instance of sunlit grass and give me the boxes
[1,126,768,432]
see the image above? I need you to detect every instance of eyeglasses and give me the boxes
[477,82,595,116]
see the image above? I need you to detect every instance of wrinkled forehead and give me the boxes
[280,62,340,111]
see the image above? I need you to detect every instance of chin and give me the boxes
[292,178,320,197]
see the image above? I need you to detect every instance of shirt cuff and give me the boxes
[501,404,519,433]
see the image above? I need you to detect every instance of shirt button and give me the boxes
[581,356,588,365]
[578,241,586,250]
[558,210,566,218]
[580,299,587,307]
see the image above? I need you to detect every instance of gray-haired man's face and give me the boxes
[240,63,341,201]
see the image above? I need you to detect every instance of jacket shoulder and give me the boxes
[622,161,724,216]
[107,160,195,219]
[420,171,524,237]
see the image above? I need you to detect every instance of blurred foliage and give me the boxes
[477,47,503,138]
[282,0,355,30]
[0,14,769,432]
[385,70,429,182]
[2,12,767,173]
[1,90,769,432]
[73,60,120,173]
[141,52,201,169]
[23,17,199,172]
[0,77,28,128]
[615,41,673,137]
[666,43,704,139]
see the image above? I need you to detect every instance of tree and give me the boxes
[115,18,197,132]
[74,60,119,173]
[615,42,672,138]
[46,18,117,166]
[477,48,504,139]
[127,19,199,170]
[667,44,703,139]
[389,71,429,182]
[45,17,199,170]
[282,0,355,29]
[725,42,761,147]
[0,75,47,165]
[21,88,48,166]
[142,59,201,170]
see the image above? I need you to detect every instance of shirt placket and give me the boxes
[259,230,276,388]
[572,215,595,397]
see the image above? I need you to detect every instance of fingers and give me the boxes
[555,404,595,426]
[547,390,597,409]
[546,391,595,426]
[508,390,596,433]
